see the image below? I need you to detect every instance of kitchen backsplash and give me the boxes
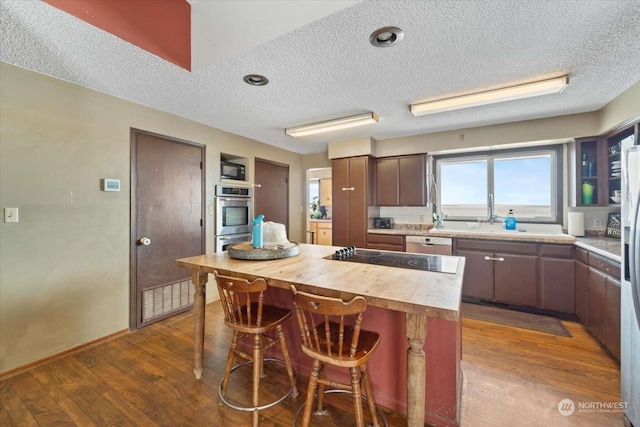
[568,206,621,232]
[379,206,432,224]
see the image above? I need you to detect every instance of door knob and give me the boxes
[138,237,151,246]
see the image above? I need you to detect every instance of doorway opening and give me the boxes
[307,167,332,245]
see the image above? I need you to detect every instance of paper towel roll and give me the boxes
[568,212,585,236]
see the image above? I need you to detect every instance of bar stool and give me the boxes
[290,285,386,427]
[214,272,298,427]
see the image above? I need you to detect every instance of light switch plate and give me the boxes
[4,207,19,223]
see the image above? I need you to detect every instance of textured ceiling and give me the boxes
[2,0,640,155]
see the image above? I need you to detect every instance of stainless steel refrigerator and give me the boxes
[621,135,639,426]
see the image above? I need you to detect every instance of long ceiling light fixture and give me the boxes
[285,112,379,137]
[410,76,569,117]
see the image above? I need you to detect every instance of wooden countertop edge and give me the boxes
[175,251,463,322]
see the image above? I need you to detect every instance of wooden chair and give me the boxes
[214,272,298,427]
[290,285,384,427]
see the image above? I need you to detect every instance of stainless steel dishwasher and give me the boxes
[405,235,452,255]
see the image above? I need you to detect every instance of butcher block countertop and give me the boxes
[176,243,465,321]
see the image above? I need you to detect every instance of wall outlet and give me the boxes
[593,218,603,227]
[4,207,19,223]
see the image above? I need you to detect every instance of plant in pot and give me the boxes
[309,197,322,219]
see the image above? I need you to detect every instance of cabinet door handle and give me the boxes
[484,256,505,262]
[342,187,355,191]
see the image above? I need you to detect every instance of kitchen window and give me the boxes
[434,145,562,223]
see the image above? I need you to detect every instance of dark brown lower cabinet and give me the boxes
[605,279,621,358]
[495,254,538,307]
[578,248,621,360]
[366,233,405,252]
[540,257,576,314]
[575,260,589,323]
[588,268,608,342]
[455,249,495,300]
[454,239,538,306]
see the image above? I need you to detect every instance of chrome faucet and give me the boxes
[488,194,499,224]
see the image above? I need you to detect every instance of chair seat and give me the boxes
[301,321,380,367]
[224,302,292,334]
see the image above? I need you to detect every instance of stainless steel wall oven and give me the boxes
[215,185,252,251]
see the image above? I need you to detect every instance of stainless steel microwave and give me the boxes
[220,161,246,181]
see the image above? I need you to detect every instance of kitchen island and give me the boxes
[176,244,465,427]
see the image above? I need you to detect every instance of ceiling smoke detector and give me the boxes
[369,26,404,47]
[243,74,269,86]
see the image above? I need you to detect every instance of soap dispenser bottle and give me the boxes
[504,209,517,230]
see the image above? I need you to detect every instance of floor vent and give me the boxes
[143,279,194,321]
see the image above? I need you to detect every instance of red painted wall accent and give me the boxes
[43,0,191,71]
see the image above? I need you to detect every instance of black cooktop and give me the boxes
[325,248,459,274]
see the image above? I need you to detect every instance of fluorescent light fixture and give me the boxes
[410,76,568,116]
[285,112,379,137]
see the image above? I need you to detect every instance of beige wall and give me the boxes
[598,80,640,134]
[0,63,304,373]
[375,112,600,157]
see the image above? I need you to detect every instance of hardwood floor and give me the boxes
[1,303,622,426]
[461,317,622,427]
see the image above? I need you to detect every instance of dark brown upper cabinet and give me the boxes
[376,154,426,206]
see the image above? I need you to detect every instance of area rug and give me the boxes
[461,303,572,337]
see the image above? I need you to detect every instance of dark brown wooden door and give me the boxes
[131,130,204,330]
[456,250,495,300]
[254,158,289,233]
[605,278,621,359]
[332,158,350,247]
[575,260,589,324]
[331,157,371,248]
[539,257,576,314]
[375,155,426,207]
[376,158,399,206]
[587,267,607,341]
[399,155,426,206]
[348,157,367,247]
[495,253,538,307]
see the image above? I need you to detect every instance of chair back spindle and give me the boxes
[215,273,267,328]
[291,286,367,361]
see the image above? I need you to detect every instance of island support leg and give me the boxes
[406,312,427,427]
[192,270,208,379]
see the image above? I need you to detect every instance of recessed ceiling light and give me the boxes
[369,26,404,47]
[243,74,269,86]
